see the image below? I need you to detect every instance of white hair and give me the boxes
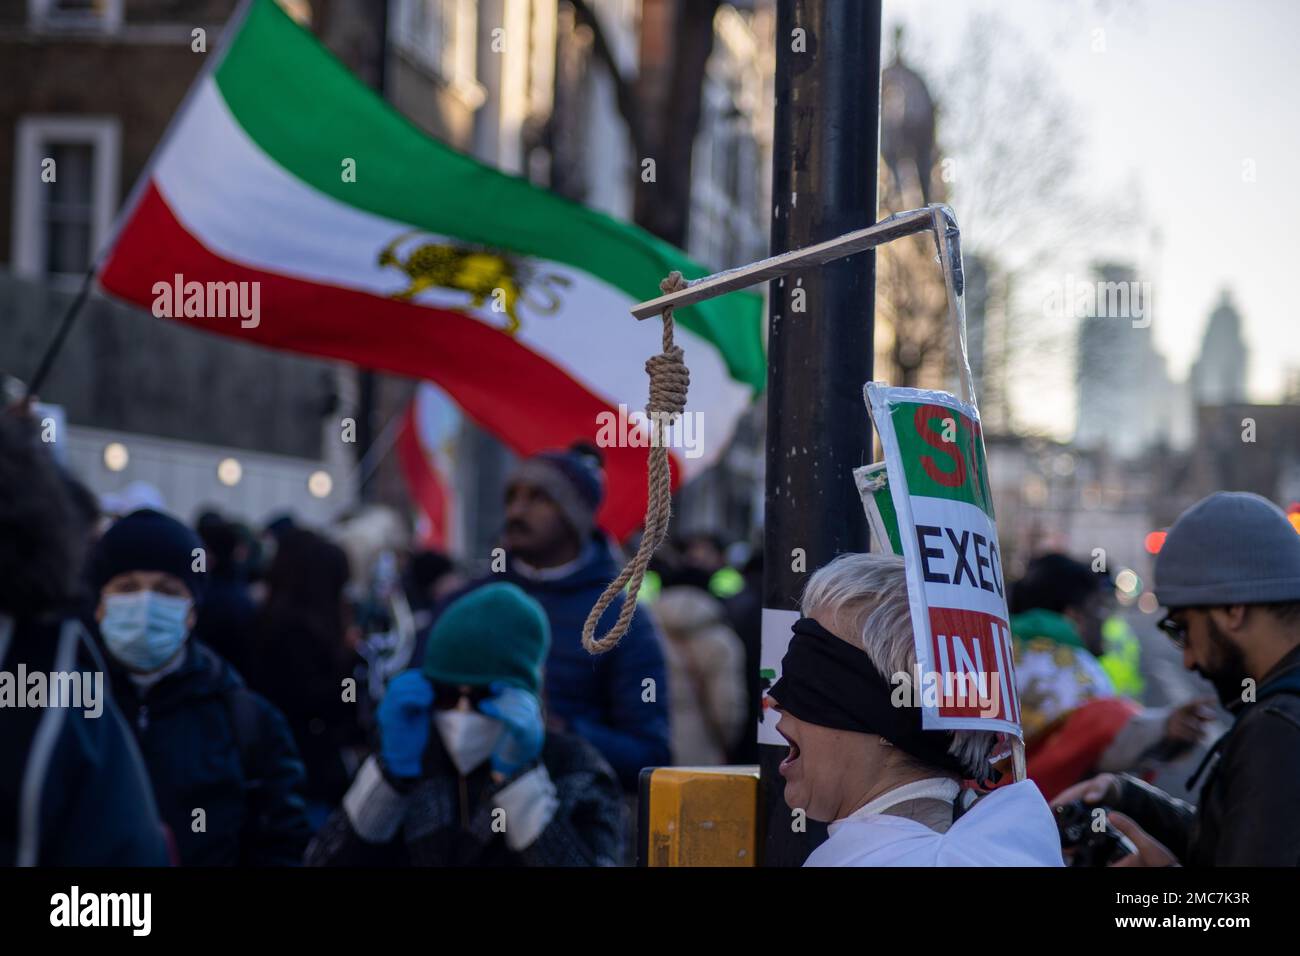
[800,552,997,780]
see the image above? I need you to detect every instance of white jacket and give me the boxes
[804,779,1064,867]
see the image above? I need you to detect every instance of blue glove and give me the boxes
[378,671,434,780]
[479,682,544,779]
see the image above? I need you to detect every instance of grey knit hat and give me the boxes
[1154,492,1300,607]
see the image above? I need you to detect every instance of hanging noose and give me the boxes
[581,271,690,654]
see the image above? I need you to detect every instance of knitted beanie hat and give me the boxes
[423,582,551,695]
[1155,492,1300,607]
[88,509,207,602]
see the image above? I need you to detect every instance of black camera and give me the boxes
[1054,800,1138,867]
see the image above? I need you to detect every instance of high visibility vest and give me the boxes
[708,566,745,600]
[637,569,662,604]
[1098,616,1143,697]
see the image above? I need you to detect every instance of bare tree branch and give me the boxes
[566,0,645,158]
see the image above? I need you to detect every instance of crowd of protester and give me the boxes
[4,403,1299,867]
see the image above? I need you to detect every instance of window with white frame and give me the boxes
[390,0,477,92]
[28,0,123,33]
[11,116,120,279]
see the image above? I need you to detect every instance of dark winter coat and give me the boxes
[192,575,258,681]
[305,729,625,866]
[107,639,313,866]
[250,617,366,807]
[1,613,169,866]
[1112,643,1300,866]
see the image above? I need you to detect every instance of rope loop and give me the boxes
[582,271,690,655]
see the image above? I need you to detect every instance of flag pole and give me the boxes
[23,263,97,399]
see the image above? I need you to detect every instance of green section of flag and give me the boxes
[214,0,765,391]
[889,401,995,519]
[872,481,904,554]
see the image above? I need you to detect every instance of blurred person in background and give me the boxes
[769,553,1063,866]
[722,549,764,764]
[193,511,259,680]
[1010,553,1214,799]
[1,410,169,866]
[655,562,747,766]
[88,508,311,865]
[248,513,296,595]
[99,480,166,523]
[61,470,106,552]
[335,504,419,699]
[425,443,671,794]
[676,529,747,603]
[678,530,728,579]
[252,528,367,829]
[405,549,466,636]
[1056,493,1300,866]
[677,529,746,599]
[307,583,625,866]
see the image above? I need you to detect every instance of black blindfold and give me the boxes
[768,616,968,777]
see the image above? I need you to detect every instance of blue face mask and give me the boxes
[100,591,192,672]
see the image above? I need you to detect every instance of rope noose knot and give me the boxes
[582,271,690,655]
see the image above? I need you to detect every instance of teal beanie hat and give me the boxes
[422,583,551,695]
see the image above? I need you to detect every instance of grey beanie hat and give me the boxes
[1154,492,1300,607]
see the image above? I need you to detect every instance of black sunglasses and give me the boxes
[1157,613,1188,649]
[430,683,494,711]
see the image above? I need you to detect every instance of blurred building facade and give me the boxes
[1189,290,1248,407]
[873,30,1014,420]
[986,436,1157,582]
[0,0,776,550]
[0,0,350,526]
[1074,261,1192,458]
[1005,277,1291,595]
[1176,403,1300,520]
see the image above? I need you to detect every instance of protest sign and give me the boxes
[864,382,1022,736]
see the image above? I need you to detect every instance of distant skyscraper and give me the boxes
[1190,290,1249,406]
[1075,262,1190,455]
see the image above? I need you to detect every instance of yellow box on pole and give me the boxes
[637,766,760,867]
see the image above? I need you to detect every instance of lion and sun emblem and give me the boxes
[378,231,572,335]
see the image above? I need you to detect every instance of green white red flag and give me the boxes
[97,0,765,536]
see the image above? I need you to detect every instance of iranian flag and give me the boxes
[97,0,764,537]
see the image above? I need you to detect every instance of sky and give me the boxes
[885,0,1300,434]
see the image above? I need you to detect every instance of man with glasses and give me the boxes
[1054,492,1300,866]
[1008,554,1214,800]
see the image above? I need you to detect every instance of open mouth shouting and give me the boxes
[777,716,801,778]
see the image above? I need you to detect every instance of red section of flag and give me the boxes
[927,606,1019,723]
[396,400,449,550]
[98,182,678,538]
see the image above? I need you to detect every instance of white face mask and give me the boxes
[433,710,503,775]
